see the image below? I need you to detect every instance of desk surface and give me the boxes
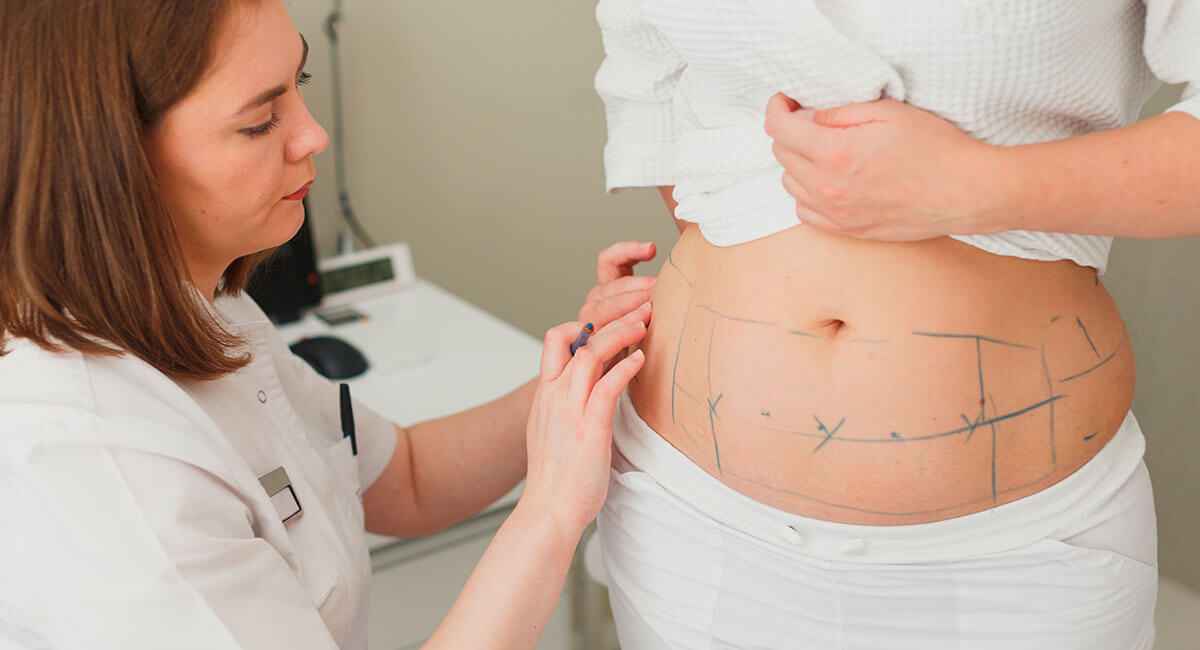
[277,279,541,551]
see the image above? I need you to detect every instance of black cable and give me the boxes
[323,0,377,249]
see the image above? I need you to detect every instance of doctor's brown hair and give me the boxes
[0,0,268,380]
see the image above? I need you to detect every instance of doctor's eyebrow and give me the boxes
[235,33,309,116]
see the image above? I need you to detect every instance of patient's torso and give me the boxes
[629,225,1134,525]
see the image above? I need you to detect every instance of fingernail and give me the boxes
[633,349,646,361]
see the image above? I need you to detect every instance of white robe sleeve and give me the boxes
[594,0,687,191]
[1143,0,1200,119]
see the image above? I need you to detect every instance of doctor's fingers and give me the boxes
[597,241,657,283]
[539,301,649,385]
[582,349,645,437]
[567,304,650,407]
[579,289,654,333]
[541,321,587,382]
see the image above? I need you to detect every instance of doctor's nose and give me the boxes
[287,102,330,163]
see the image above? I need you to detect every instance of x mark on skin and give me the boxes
[812,415,847,453]
[961,409,991,442]
[707,394,724,425]
[708,394,725,472]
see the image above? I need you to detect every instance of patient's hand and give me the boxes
[764,93,1006,242]
[577,241,657,331]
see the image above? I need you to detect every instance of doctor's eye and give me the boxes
[241,114,281,138]
[297,71,312,87]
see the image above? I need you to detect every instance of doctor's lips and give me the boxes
[283,181,313,201]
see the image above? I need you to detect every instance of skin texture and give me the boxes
[629,93,1199,525]
[148,3,656,647]
[632,217,1134,525]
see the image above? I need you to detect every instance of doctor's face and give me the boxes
[147,0,328,285]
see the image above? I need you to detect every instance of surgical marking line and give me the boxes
[988,392,999,502]
[812,416,847,453]
[912,331,1035,350]
[1040,344,1058,465]
[1076,317,1101,359]
[667,252,694,287]
[714,395,1064,444]
[670,296,694,424]
[698,304,774,326]
[1059,349,1118,383]
[707,320,721,473]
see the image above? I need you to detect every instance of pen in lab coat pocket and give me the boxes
[339,383,357,456]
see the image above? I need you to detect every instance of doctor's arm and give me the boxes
[362,243,657,538]
[424,303,650,649]
[362,380,536,538]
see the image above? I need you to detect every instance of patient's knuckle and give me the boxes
[826,147,852,171]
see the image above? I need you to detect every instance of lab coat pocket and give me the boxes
[321,437,365,531]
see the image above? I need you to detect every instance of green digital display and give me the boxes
[321,257,395,295]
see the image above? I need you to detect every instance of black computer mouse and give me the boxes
[289,336,369,380]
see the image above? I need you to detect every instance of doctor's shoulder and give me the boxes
[0,334,252,487]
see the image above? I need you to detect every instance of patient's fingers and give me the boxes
[597,241,656,283]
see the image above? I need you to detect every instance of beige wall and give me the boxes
[291,2,1199,590]
[290,1,676,336]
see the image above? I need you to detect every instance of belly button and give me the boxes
[819,319,847,337]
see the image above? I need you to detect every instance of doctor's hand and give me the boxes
[522,302,651,540]
[577,241,657,330]
[764,94,1016,242]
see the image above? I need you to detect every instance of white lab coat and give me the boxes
[0,293,396,649]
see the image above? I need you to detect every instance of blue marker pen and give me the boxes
[570,323,595,356]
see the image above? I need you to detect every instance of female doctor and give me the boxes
[0,1,657,648]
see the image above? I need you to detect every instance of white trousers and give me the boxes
[594,394,1158,649]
